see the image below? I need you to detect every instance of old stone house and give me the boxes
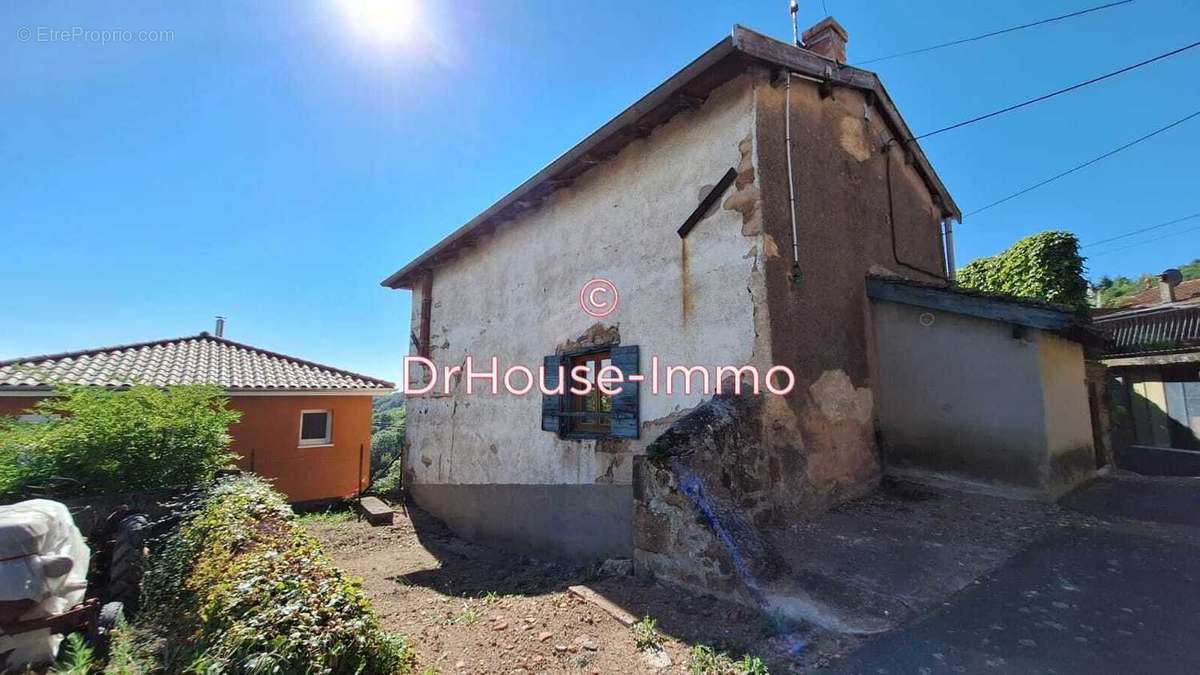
[382,19,1096,612]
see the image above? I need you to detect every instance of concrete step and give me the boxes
[357,496,394,526]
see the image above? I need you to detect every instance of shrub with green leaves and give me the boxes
[127,474,414,674]
[0,384,240,498]
[687,644,768,675]
[633,616,664,651]
[957,231,1088,311]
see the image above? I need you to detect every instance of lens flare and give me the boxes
[336,0,419,46]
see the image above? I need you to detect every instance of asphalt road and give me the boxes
[830,476,1200,674]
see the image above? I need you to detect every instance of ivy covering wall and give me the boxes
[958,231,1088,311]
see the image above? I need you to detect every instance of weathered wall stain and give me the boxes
[634,65,950,610]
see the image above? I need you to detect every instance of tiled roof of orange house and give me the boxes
[0,334,394,393]
[1113,278,1200,308]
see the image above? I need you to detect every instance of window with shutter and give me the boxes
[541,354,565,433]
[542,345,639,440]
[609,345,640,439]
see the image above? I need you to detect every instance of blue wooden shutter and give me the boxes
[541,354,565,434]
[610,345,640,438]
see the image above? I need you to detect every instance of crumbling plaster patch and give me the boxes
[838,116,873,162]
[724,136,763,236]
[809,369,874,426]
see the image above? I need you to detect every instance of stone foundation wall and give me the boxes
[633,394,793,608]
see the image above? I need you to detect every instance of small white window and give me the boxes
[299,410,332,447]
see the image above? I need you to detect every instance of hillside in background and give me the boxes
[1094,259,1200,307]
[371,391,405,490]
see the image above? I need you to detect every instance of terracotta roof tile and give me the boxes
[0,334,393,393]
[1113,278,1200,308]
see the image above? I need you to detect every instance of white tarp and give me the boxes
[0,499,90,668]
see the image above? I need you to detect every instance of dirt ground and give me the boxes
[305,505,849,674]
[304,476,1118,674]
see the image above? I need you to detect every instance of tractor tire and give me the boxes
[88,601,124,657]
[108,514,148,613]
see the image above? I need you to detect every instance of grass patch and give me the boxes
[447,606,479,626]
[687,644,768,675]
[295,505,355,525]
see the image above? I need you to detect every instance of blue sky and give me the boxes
[2,1,1198,383]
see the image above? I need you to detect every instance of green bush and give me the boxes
[0,384,240,498]
[125,474,414,674]
[957,231,1088,311]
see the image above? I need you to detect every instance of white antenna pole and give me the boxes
[790,0,800,46]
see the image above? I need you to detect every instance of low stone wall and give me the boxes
[632,394,793,607]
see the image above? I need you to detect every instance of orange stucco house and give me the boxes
[0,333,393,504]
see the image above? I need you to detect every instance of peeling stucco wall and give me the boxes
[403,73,771,559]
[747,72,950,510]
[631,70,954,603]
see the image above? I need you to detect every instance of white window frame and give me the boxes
[298,409,333,447]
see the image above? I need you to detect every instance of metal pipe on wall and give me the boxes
[784,73,801,274]
[943,219,957,282]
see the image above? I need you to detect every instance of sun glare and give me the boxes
[337,0,419,46]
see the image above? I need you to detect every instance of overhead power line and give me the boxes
[1083,212,1200,249]
[965,110,1200,217]
[912,39,1200,141]
[1088,223,1200,257]
[857,0,1134,66]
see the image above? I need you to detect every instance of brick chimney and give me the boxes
[802,17,849,63]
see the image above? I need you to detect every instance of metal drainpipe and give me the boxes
[785,73,802,283]
[943,218,957,282]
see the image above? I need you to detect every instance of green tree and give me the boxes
[371,426,404,476]
[1180,259,1200,280]
[373,405,406,433]
[370,401,406,494]
[0,384,240,497]
[958,231,1088,311]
